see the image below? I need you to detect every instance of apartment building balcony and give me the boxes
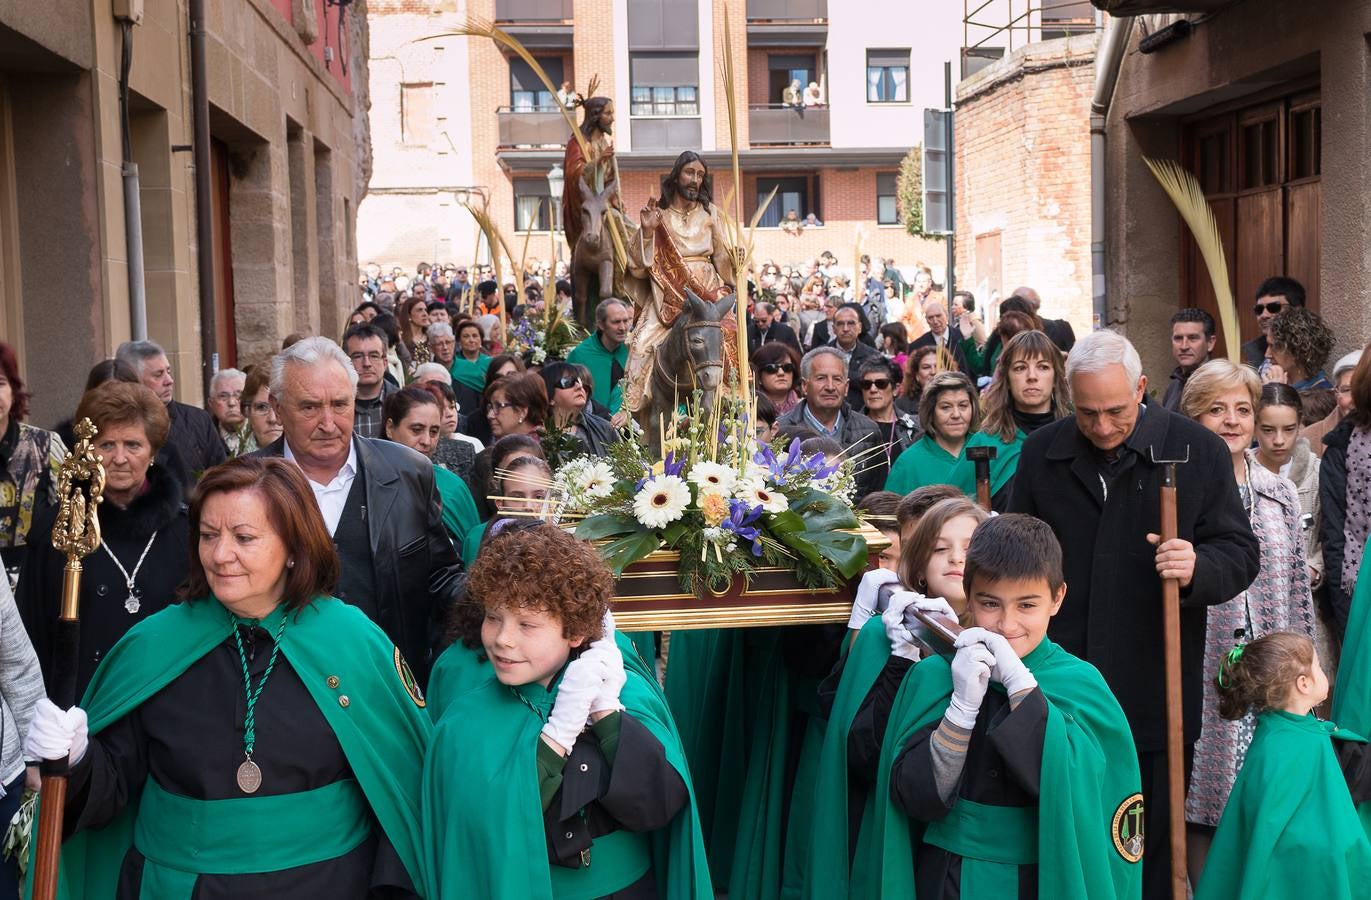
[629,117,703,152]
[496,107,571,149]
[746,0,827,46]
[494,0,572,49]
[749,105,829,146]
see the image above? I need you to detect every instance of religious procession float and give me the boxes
[454,17,884,630]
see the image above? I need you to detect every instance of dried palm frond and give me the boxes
[935,343,957,373]
[719,6,754,419]
[1143,157,1239,362]
[853,224,865,306]
[461,197,510,343]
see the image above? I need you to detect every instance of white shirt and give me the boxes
[283,438,358,537]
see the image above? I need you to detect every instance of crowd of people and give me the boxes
[0,253,1365,898]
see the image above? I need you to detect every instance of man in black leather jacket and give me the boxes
[255,336,463,687]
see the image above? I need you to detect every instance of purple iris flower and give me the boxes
[662,451,685,478]
[721,499,764,556]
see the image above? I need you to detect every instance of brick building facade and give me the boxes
[361,0,948,288]
[954,34,1097,337]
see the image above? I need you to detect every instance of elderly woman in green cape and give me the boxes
[422,522,710,899]
[884,372,980,496]
[22,457,430,898]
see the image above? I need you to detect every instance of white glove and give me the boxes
[585,627,627,716]
[848,568,901,631]
[946,642,995,730]
[881,590,922,661]
[541,653,609,753]
[957,628,1037,696]
[23,699,89,765]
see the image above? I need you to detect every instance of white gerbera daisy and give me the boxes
[580,461,615,499]
[633,475,691,529]
[688,461,738,495]
[736,481,789,514]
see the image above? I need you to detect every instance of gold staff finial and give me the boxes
[52,417,105,569]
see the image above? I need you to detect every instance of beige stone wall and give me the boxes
[0,0,366,422]
[954,34,1097,337]
[1105,0,1371,386]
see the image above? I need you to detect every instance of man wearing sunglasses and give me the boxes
[1241,276,1306,371]
[747,301,802,356]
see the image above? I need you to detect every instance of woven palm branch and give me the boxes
[1143,157,1240,363]
[461,196,510,343]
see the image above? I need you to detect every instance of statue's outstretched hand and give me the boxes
[640,198,662,231]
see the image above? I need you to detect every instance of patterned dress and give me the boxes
[1186,457,1316,826]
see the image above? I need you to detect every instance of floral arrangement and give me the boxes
[557,400,867,595]
[507,301,584,365]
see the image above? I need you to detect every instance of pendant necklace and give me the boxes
[231,612,289,794]
[98,530,158,614]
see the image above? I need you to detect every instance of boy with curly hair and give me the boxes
[421,523,710,899]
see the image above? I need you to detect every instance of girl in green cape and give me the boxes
[884,372,979,496]
[1196,631,1371,899]
[421,522,710,899]
[21,457,431,899]
[861,514,1142,899]
[807,497,986,898]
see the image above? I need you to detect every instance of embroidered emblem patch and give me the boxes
[395,646,425,708]
[1112,793,1145,863]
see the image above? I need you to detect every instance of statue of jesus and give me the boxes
[620,151,739,416]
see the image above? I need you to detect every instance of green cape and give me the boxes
[864,638,1142,899]
[1330,535,1371,833]
[1195,710,1371,900]
[566,333,627,414]
[962,428,1025,498]
[884,435,970,495]
[461,519,490,568]
[434,463,480,544]
[426,631,662,725]
[663,628,818,899]
[804,617,895,899]
[449,352,492,393]
[421,662,711,899]
[27,597,431,899]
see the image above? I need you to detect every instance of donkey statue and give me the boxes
[640,288,737,453]
[569,172,619,328]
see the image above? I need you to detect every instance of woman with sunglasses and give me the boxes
[752,342,802,416]
[961,330,1072,510]
[539,362,617,459]
[858,358,920,466]
[469,374,548,520]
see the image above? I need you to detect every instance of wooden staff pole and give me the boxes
[1157,453,1188,900]
[965,445,997,511]
[31,419,105,900]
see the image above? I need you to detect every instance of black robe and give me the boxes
[538,711,689,899]
[18,458,189,699]
[890,688,1048,900]
[64,619,416,899]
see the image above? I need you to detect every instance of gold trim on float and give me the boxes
[612,602,853,631]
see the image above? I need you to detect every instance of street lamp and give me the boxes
[546,163,564,233]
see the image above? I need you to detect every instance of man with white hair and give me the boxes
[253,336,464,686]
[207,367,252,456]
[115,340,227,480]
[1008,328,1259,900]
